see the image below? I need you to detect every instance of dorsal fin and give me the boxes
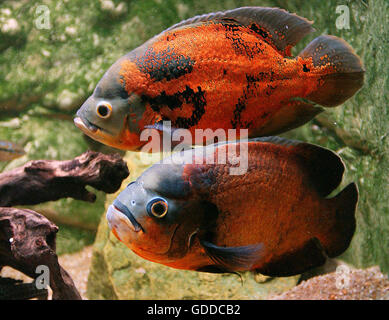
[210,137,345,197]
[165,7,315,56]
[249,136,345,197]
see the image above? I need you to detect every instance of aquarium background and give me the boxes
[0,0,387,299]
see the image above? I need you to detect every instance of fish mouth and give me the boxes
[74,116,100,133]
[107,199,143,233]
[74,115,127,150]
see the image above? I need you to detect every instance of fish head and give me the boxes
[106,162,215,262]
[74,57,145,150]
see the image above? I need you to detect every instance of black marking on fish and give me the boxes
[265,84,277,96]
[231,73,272,129]
[165,32,178,42]
[142,91,181,112]
[230,71,283,128]
[221,21,241,33]
[201,240,264,271]
[246,71,275,83]
[222,22,263,60]
[249,23,290,55]
[175,86,206,128]
[231,97,247,129]
[136,47,194,82]
[143,86,206,129]
[249,23,269,39]
[303,64,310,72]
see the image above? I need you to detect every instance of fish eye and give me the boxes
[146,198,168,218]
[131,200,136,206]
[96,101,112,119]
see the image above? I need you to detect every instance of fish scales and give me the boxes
[120,22,308,131]
[106,137,358,276]
[183,142,323,253]
[75,7,364,151]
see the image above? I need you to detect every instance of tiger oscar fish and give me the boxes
[74,7,364,151]
[106,137,358,276]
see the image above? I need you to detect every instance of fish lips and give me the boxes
[74,110,125,149]
[74,114,99,134]
[106,200,143,233]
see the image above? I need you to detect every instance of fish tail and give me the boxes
[298,35,364,106]
[321,182,358,257]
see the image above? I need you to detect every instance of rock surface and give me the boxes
[272,266,389,300]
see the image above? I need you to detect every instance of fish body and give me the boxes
[0,140,25,161]
[106,137,358,276]
[75,7,364,151]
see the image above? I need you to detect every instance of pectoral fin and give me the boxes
[201,240,265,272]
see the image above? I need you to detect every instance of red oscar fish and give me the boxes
[75,7,364,151]
[106,137,358,276]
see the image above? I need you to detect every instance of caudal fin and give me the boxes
[299,35,364,106]
[323,182,358,257]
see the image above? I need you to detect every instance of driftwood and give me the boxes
[0,277,48,300]
[0,150,129,206]
[0,151,129,299]
[0,207,80,299]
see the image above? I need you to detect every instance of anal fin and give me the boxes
[257,237,327,277]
